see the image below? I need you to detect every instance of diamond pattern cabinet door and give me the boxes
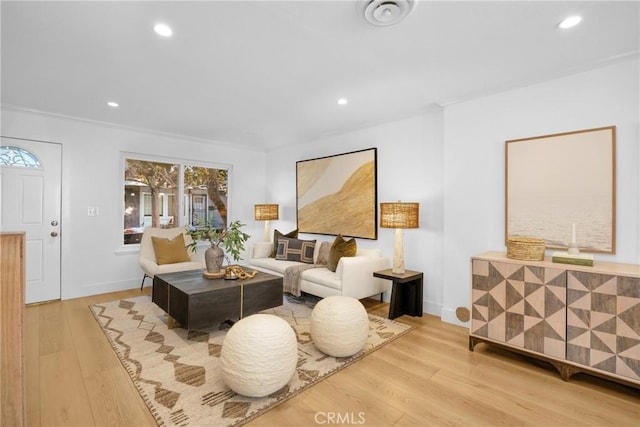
[471,259,492,340]
[567,272,640,382]
[471,259,566,358]
[518,265,566,359]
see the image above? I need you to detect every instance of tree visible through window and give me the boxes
[123,157,229,245]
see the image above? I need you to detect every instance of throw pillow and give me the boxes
[270,228,299,257]
[315,241,332,266]
[327,235,357,272]
[275,237,316,264]
[151,234,191,265]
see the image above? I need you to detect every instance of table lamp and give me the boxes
[254,204,279,242]
[380,201,419,274]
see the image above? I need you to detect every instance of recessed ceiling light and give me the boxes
[337,98,348,105]
[107,101,119,108]
[559,15,582,29]
[154,23,173,37]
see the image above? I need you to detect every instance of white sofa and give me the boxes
[248,241,391,300]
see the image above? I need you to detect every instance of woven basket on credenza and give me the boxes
[506,237,546,261]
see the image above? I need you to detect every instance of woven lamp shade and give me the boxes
[254,204,279,221]
[380,202,419,229]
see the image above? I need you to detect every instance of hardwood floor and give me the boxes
[25,289,639,426]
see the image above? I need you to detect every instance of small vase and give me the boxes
[204,245,225,273]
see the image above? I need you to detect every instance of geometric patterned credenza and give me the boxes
[469,251,640,389]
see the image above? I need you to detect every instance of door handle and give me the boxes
[51,231,59,237]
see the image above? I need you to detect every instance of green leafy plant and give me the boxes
[186,220,250,262]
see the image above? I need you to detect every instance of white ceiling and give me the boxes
[2,1,638,151]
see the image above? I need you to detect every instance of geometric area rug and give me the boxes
[90,295,412,427]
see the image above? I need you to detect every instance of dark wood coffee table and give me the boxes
[152,269,283,330]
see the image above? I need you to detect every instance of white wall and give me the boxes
[266,59,639,325]
[266,111,445,314]
[3,59,637,321]
[442,58,640,325]
[2,109,267,299]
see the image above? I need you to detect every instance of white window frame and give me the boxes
[117,151,233,253]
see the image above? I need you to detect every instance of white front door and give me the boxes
[0,138,62,303]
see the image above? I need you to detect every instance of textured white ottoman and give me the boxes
[310,296,369,357]
[220,314,298,397]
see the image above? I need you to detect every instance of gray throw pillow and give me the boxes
[270,228,298,257]
[275,237,316,264]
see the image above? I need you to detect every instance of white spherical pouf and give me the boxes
[220,314,298,397]
[310,296,369,357]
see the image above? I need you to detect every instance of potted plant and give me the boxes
[186,220,250,274]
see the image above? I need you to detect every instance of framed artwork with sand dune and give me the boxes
[296,148,377,239]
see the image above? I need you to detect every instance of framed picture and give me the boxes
[505,126,616,253]
[296,148,377,239]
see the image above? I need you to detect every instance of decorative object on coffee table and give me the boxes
[203,245,225,277]
[225,265,258,280]
[221,314,297,397]
[380,201,419,274]
[202,268,225,279]
[310,296,369,357]
[186,219,250,275]
[255,204,279,242]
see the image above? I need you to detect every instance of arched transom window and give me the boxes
[0,146,41,167]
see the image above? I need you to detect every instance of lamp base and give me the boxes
[392,228,405,274]
[264,220,271,242]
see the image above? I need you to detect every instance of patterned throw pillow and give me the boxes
[151,234,191,265]
[275,237,316,264]
[270,228,299,257]
[327,235,357,272]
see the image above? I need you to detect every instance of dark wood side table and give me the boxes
[373,268,423,320]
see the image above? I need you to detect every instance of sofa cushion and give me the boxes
[251,257,301,275]
[270,228,298,257]
[327,235,357,272]
[301,267,342,291]
[151,234,191,265]
[275,237,316,263]
[251,242,273,259]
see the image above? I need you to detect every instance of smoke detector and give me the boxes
[361,0,416,27]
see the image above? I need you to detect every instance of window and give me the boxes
[0,145,41,167]
[123,156,229,245]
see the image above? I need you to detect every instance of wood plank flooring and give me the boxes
[24,288,639,426]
